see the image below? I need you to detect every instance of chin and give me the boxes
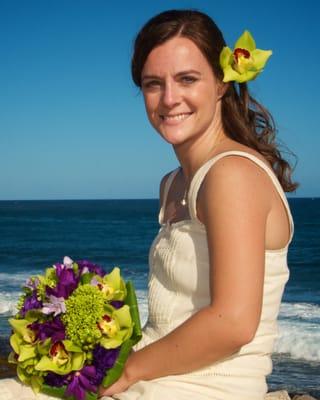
[158,129,189,146]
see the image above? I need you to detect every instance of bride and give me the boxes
[0,9,297,400]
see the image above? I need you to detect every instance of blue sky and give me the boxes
[1,0,319,199]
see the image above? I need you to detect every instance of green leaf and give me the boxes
[81,272,95,285]
[102,339,134,388]
[235,30,256,51]
[125,281,142,344]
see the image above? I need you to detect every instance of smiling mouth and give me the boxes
[160,112,193,122]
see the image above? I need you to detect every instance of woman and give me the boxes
[0,9,297,400]
[99,9,297,400]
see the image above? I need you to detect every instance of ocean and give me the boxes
[0,198,319,396]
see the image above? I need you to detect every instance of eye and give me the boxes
[142,80,161,89]
[180,76,198,84]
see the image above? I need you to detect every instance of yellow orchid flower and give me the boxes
[220,30,272,83]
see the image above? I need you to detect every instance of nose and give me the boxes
[162,81,181,108]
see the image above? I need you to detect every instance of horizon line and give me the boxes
[0,196,319,202]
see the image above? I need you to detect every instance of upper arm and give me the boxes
[198,156,272,340]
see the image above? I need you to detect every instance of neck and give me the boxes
[173,118,228,185]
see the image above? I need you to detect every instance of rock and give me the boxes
[0,356,16,379]
[265,391,291,399]
[292,396,318,400]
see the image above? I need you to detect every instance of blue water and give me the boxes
[0,199,319,396]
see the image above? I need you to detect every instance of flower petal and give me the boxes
[251,49,272,70]
[113,305,132,329]
[222,65,241,83]
[236,70,259,83]
[235,30,256,51]
[219,46,233,69]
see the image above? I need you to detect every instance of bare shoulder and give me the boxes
[198,151,273,224]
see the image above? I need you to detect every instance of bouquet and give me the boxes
[8,256,142,400]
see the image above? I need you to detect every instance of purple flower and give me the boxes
[44,371,69,387]
[110,300,124,309]
[25,277,40,291]
[65,366,97,400]
[63,256,74,268]
[91,345,120,385]
[77,260,105,277]
[42,295,66,316]
[20,291,43,317]
[47,265,78,299]
[29,316,65,343]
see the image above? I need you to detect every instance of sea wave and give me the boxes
[0,292,20,315]
[0,272,40,289]
[275,319,320,362]
[279,302,320,322]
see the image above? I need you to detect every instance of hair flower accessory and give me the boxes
[219,30,272,83]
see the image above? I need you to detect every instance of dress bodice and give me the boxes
[136,151,294,378]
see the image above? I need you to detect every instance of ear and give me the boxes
[217,82,229,100]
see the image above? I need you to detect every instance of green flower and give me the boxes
[95,267,127,301]
[99,304,133,349]
[8,317,48,392]
[35,340,85,375]
[220,30,272,83]
[62,284,105,347]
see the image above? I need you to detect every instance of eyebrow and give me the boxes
[141,70,202,82]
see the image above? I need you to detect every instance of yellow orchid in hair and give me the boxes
[220,30,272,83]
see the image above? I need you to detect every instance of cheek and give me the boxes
[143,94,158,120]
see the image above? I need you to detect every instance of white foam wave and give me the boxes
[0,272,39,287]
[279,302,320,321]
[275,319,320,361]
[0,292,19,315]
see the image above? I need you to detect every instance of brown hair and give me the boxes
[131,9,298,192]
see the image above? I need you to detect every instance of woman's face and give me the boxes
[141,36,223,146]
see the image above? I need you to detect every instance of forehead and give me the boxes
[142,36,212,76]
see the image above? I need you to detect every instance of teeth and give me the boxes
[161,113,191,121]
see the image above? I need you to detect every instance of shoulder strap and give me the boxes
[188,150,294,242]
[158,168,180,225]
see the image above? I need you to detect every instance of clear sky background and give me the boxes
[1,0,319,200]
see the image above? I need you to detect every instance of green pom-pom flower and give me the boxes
[62,284,105,347]
[220,30,272,83]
